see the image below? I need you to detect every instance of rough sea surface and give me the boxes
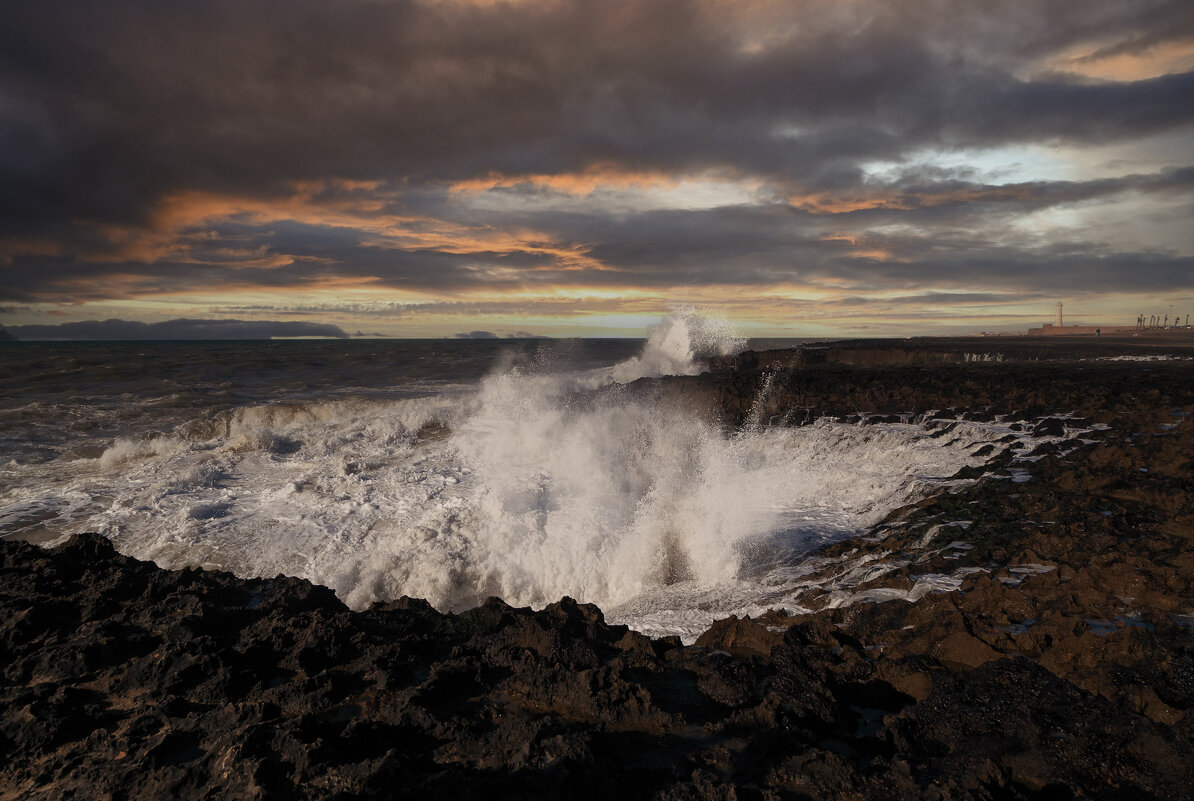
[1,316,1069,640]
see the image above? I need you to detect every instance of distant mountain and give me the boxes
[0,327,16,342]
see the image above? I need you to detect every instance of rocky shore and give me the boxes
[4,336,1194,799]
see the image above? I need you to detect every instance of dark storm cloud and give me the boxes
[838,164,1194,212]
[8,181,1191,303]
[219,298,639,319]
[947,70,1194,146]
[829,292,1053,307]
[0,210,567,301]
[1,0,1191,305]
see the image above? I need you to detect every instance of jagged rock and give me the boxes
[932,632,1002,670]
[6,531,1190,799]
[693,615,781,658]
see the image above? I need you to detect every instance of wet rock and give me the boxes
[931,632,1002,670]
[693,615,781,658]
[9,531,1188,800]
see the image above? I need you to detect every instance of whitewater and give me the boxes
[0,316,1061,640]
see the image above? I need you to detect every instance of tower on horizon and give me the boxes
[1056,301,1063,327]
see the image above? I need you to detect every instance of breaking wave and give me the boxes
[1,315,1063,639]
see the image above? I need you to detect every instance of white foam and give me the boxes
[0,314,1067,641]
[99,436,187,469]
[607,308,745,384]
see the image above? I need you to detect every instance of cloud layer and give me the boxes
[2,0,1192,333]
[8,319,349,341]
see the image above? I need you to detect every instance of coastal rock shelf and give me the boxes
[4,339,1194,799]
[3,531,1190,801]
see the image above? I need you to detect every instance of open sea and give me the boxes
[0,316,1061,640]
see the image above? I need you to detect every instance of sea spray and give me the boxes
[0,319,1067,639]
[606,310,746,384]
[445,378,761,611]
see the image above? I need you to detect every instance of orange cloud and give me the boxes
[0,237,65,267]
[448,165,683,197]
[1050,35,1194,82]
[815,233,896,264]
[72,180,615,279]
[791,183,1053,215]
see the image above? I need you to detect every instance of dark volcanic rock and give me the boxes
[691,335,1194,426]
[3,531,1193,800]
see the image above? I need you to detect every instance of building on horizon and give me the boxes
[1025,301,1138,336]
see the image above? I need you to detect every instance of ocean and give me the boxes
[0,315,1060,641]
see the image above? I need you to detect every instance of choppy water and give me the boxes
[1,315,1060,640]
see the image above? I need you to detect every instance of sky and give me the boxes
[2,0,1192,339]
